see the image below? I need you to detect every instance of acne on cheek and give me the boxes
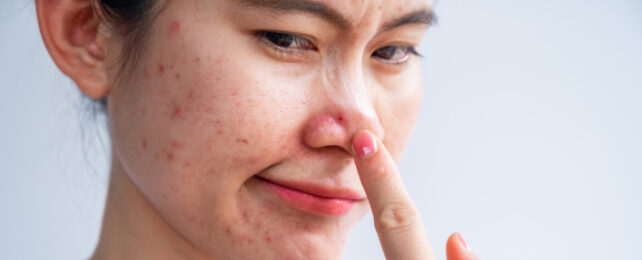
[169,19,182,36]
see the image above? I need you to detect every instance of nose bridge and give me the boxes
[325,59,384,139]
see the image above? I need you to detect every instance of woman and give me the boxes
[36,0,479,259]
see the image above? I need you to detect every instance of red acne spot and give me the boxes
[265,234,272,243]
[188,90,194,98]
[167,152,174,161]
[169,20,181,35]
[141,140,147,149]
[182,161,191,168]
[242,212,249,224]
[235,138,249,144]
[225,226,231,234]
[337,114,344,122]
[397,5,403,12]
[158,64,165,75]
[171,140,182,148]
[171,105,182,119]
[175,73,181,79]
[194,57,201,64]
[231,90,239,96]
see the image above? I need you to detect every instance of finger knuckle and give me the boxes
[376,203,420,235]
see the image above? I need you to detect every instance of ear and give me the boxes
[36,0,109,99]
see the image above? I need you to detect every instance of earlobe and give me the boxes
[36,0,110,99]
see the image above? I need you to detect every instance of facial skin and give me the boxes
[38,0,433,259]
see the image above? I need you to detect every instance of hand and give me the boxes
[352,130,479,260]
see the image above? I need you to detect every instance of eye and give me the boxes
[257,31,316,51]
[372,46,420,64]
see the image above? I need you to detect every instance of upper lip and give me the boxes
[255,175,366,201]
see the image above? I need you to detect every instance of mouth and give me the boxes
[253,175,365,216]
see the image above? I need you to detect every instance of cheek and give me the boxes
[377,72,423,158]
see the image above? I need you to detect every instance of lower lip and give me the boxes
[257,177,356,216]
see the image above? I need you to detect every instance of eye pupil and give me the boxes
[265,32,294,47]
[375,46,397,59]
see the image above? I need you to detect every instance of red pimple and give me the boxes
[194,57,201,64]
[171,140,182,148]
[167,152,174,161]
[171,105,182,118]
[158,64,165,75]
[169,20,181,35]
[337,114,344,122]
[141,140,147,149]
[175,73,181,79]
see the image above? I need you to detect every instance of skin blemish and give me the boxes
[158,63,165,75]
[175,73,181,79]
[265,233,272,243]
[171,104,182,119]
[166,152,174,161]
[194,57,201,64]
[169,20,181,35]
[171,140,182,148]
[235,138,249,144]
[337,114,344,122]
[141,140,147,149]
[397,5,403,12]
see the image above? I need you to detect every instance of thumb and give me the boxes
[446,232,479,260]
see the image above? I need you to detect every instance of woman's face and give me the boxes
[106,0,430,258]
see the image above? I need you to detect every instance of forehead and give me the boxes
[234,0,433,31]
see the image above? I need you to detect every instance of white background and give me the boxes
[1,0,641,259]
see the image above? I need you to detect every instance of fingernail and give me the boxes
[457,232,471,251]
[353,131,377,158]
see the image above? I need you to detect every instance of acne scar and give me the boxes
[169,20,181,35]
[235,138,249,144]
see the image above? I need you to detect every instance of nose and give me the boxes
[302,69,384,155]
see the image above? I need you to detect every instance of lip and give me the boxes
[255,176,365,216]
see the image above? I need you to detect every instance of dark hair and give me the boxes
[92,0,167,107]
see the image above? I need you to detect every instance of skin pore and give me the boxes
[36,0,479,259]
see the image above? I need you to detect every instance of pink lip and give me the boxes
[255,176,365,216]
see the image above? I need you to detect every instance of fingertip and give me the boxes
[352,130,378,158]
[447,232,478,260]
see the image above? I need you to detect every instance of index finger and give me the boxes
[352,130,435,260]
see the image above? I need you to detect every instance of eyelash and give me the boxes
[255,30,422,64]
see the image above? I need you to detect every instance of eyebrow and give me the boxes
[237,0,434,32]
